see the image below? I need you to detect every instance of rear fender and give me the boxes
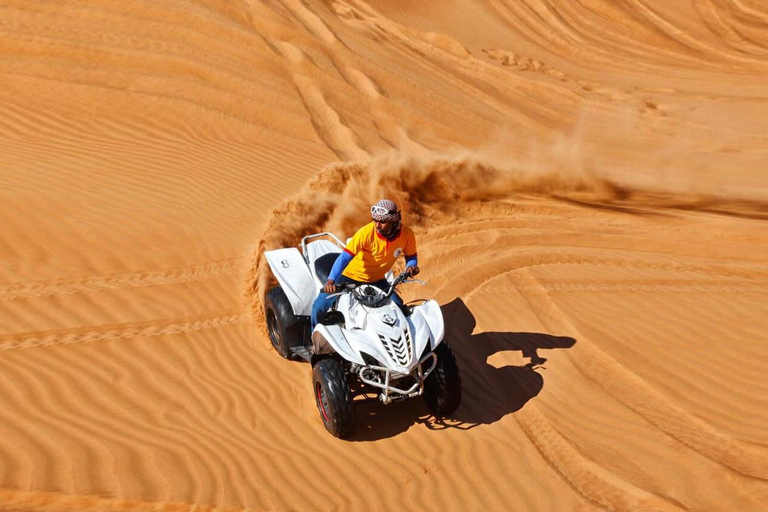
[264,248,315,316]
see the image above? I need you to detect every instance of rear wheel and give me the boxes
[312,358,355,438]
[265,286,303,359]
[424,341,462,415]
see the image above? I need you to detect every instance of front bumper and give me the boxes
[356,351,438,404]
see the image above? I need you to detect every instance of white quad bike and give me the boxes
[264,233,462,438]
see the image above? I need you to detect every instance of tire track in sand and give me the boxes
[430,245,767,301]
[259,0,426,157]
[0,259,245,301]
[510,267,768,481]
[432,245,767,500]
[270,39,368,161]
[276,0,381,98]
[258,0,369,160]
[0,311,251,351]
[515,405,684,512]
[0,486,255,512]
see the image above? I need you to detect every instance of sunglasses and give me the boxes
[371,205,399,216]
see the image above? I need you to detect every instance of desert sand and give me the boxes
[1,1,767,511]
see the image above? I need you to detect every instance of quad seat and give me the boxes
[313,252,339,284]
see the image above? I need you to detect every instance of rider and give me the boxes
[311,199,420,329]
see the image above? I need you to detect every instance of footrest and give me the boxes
[290,346,313,362]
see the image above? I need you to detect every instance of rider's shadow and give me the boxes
[351,298,576,441]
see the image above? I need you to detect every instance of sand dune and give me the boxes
[1,1,767,511]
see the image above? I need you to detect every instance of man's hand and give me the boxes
[323,279,337,293]
[406,265,420,277]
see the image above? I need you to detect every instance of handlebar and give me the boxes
[327,271,425,299]
[385,270,426,294]
[389,271,411,291]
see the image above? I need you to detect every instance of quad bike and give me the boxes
[263,233,462,438]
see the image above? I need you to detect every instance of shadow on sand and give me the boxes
[350,298,576,441]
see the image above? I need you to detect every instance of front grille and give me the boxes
[378,328,412,366]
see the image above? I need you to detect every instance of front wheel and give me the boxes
[423,341,462,415]
[312,358,355,438]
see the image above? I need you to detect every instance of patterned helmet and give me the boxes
[370,199,401,223]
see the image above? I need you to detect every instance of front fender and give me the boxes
[411,300,445,351]
[312,324,365,365]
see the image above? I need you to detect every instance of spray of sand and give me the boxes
[244,148,626,322]
[245,146,766,324]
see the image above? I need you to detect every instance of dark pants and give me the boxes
[311,275,403,329]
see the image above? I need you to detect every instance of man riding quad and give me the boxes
[263,198,461,438]
[311,199,420,329]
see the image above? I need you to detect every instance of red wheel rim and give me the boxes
[315,381,330,423]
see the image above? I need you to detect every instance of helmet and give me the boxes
[370,199,401,223]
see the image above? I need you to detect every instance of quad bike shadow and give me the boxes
[350,298,576,441]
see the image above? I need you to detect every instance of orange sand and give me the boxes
[1,1,767,511]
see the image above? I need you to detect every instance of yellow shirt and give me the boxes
[342,222,417,282]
